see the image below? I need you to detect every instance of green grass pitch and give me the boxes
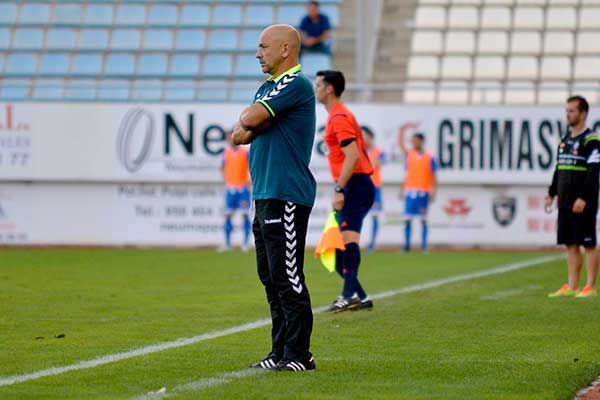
[1,249,600,399]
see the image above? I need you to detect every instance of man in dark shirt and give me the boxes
[298,1,331,55]
[546,95,600,298]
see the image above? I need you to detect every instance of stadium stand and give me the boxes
[0,1,340,102]
[404,0,600,104]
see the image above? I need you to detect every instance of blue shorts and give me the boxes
[405,191,429,218]
[337,174,376,233]
[370,186,383,213]
[225,186,251,212]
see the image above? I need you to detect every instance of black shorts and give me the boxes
[557,207,598,247]
[337,174,376,233]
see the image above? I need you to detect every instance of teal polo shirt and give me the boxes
[249,64,317,207]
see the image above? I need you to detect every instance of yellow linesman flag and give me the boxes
[314,211,346,272]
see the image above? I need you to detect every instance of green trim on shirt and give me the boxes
[584,135,600,146]
[257,99,275,117]
[267,64,302,83]
[558,165,588,171]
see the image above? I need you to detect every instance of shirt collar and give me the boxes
[267,64,302,83]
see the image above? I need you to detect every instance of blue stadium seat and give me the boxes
[33,80,63,100]
[164,81,196,101]
[175,30,205,50]
[198,80,228,101]
[111,29,141,50]
[105,54,135,76]
[19,4,51,24]
[85,5,114,26]
[170,54,200,76]
[132,80,162,101]
[0,54,4,73]
[46,29,77,50]
[53,4,83,25]
[321,6,340,27]
[116,5,146,26]
[79,29,109,50]
[212,5,242,26]
[0,29,10,49]
[202,55,233,77]
[180,5,210,26]
[240,29,261,51]
[1,80,29,100]
[148,5,178,26]
[277,6,305,25]
[65,80,97,101]
[72,54,103,75]
[207,30,237,50]
[245,6,274,26]
[137,54,168,76]
[39,53,70,76]
[98,80,130,100]
[235,55,263,78]
[301,53,330,77]
[0,4,17,24]
[6,54,38,75]
[231,80,261,102]
[13,29,43,50]
[143,30,173,50]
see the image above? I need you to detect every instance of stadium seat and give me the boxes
[277,6,306,25]
[477,32,509,54]
[513,7,544,29]
[574,57,600,79]
[202,55,233,77]
[471,80,503,104]
[207,30,238,50]
[231,80,262,102]
[175,30,205,50]
[212,5,243,26]
[116,5,146,26]
[544,32,574,55]
[414,7,446,29]
[72,54,103,75]
[198,80,228,101]
[507,56,538,80]
[65,80,97,101]
[84,5,114,26]
[132,80,162,101]
[0,29,10,49]
[0,4,17,24]
[576,32,600,54]
[578,7,600,29]
[137,54,168,76]
[481,7,511,29]
[39,54,70,76]
[32,80,64,100]
[105,54,135,76]
[474,56,505,79]
[98,80,130,101]
[240,29,262,51]
[411,31,443,54]
[13,29,43,50]
[6,54,37,75]
[546,7,577,30]
[164,81,196,101]
[148,5,178,26]
[437,80,469,104]
[1,79,30,100]
[301,53,331,77]
[572,81,600,105]
[441,56,472,79]
[447,7,478,29]
[235,55,263,78]
[511,32,541,54]
[404,80,436,104]
[19,4,50,24]
[79,30,109,50]
[170,54,200,77]
[445,31,475,54]
[245,6,275,26]
[180,5,210,26]
[538,81,568,105]
[46,29,77,50]
[504,81,536,104]
[540,56,571,79]
[143,30,174,50]
[407,56,439,79]
[53,4,83,25]
[111,29,141,50]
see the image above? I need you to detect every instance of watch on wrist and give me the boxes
[334,184,344,193]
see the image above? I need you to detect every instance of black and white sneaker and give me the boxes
[249,354,280,370]
[276,355,316,372]
[360,296,373,310]
[329,296,360,313]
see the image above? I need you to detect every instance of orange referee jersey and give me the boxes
[223,146,250,188]
[404,150,436,192]
[324,102,373,182]
[368,147,384,187]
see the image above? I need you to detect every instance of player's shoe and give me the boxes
[360,296,374,310]
[276,354,315,372]
[575,286,597,298]
[548,284,579,298]
[216,244,231,253]
[240,243,251,252]
[249,354,280,370]
[328,296,360,312]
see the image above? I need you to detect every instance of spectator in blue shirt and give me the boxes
[299,1,331,55]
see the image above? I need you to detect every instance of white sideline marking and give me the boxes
[480,285,541,301]
[0,254,561,388]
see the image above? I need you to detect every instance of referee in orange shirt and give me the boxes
[316,70,375,312]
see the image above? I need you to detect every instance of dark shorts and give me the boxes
[557,207,598,247]
[337,174,376,233]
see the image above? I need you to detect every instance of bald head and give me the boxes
[256,24,301,77]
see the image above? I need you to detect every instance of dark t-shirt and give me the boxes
[299,13,331,38]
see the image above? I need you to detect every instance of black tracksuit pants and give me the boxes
[253,199,313,362]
